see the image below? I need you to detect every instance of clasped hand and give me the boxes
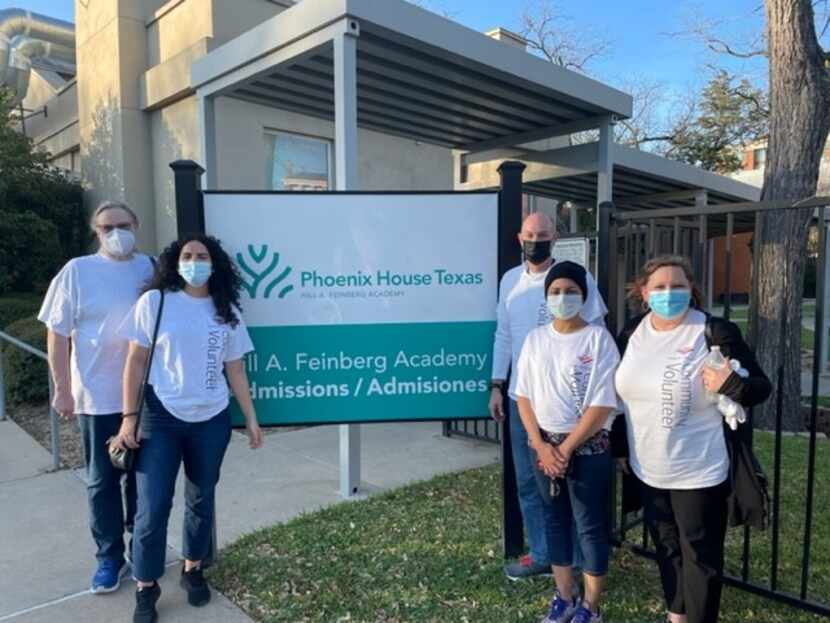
[534,441,570,478]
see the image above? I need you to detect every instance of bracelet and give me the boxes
[489,381,504,390]
[122,412,139,418]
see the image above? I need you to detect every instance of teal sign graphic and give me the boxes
[236,244,294,299]
[231,321,495,426]
[205,191,499,427]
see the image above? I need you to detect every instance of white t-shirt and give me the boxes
[615,309,729,490]
[492,262,608,398]
[119,290,254,423]
[37,253,154,415]
[515,323,619,434]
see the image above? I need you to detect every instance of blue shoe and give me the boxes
[541,591,578,623]
[572,604,602,623]
[90,558,128,594]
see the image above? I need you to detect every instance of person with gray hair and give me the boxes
[38,201,155,594]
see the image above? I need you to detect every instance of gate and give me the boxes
[599,198,830,616]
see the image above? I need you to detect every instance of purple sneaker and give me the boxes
[572,604,603,623]
[541,591,578,623]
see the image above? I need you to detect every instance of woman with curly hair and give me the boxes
[111,234,263,623]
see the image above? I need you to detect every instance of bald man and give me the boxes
[490,212,607,581]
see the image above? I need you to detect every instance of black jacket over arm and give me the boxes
[611,311,772,518]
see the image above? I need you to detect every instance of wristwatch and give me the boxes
[489,380,504,390]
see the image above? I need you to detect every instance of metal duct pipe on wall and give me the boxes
[0,9,74,69]
[0,9,74,101]
[5,37,75,104]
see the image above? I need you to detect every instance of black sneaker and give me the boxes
[180,565,211,607]
[133,583,160,623]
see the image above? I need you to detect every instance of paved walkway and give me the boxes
[0,418,499,622]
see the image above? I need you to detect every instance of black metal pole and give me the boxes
[597,201,614,329]
[498,161,525,560]
[170,160,215,567]
[170,160,206,237]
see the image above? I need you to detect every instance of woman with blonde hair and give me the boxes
[612,255,771,623]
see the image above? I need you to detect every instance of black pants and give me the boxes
[640,478,729,623]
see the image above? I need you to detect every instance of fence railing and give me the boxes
[0,330,60,471]
[443,417,500,444]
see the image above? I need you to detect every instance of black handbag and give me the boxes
[108,290,165,471]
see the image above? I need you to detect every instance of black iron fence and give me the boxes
[443,418,501,443]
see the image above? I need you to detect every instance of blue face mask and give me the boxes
[648,289,691,320]
[178,260,212,287]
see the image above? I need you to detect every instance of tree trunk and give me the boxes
[752,0,830,430]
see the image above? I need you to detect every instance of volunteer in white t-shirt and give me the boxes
[490,212,607,581]
[515,261,619,623]
[38,201,154,594]
[112,234,264,623]
[614,255,770,623]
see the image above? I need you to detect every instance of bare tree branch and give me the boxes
[518,0,609,72]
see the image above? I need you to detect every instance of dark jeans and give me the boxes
[640,478,729,623]
[533,450,611,575]
[79,413,136,563]
[132,387,232,582]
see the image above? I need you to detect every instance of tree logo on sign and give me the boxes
[236,244,294,299]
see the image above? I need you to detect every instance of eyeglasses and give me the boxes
[95,223,134,234]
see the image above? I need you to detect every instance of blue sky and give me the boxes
[2,0,771,99]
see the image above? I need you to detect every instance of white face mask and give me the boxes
[102,228,135,257]
[546,294,583,320]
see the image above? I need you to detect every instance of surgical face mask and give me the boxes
[178,260,212,287]
[522,239,552,265]
[648,289,691,320]
[547,294,583,320]
[102,228,135,257]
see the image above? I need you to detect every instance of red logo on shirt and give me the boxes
[578,354,593,365]
[677,346,694,355]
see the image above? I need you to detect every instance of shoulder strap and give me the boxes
[704,311,714,350]
[135,290,165,429]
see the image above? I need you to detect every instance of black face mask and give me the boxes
[522,239,552,265]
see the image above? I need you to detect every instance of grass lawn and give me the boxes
[730,318,817,352]
[209,431,828,623]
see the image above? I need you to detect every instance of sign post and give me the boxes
[497,161,526,560]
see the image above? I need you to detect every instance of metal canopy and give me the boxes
[191,0,632,150]
[519,143,759,208]
[458,141,761,233]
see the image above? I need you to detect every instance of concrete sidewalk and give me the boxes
[0,418,499,622]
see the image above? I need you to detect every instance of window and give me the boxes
[753,148,767,170]
[265,131,332,191]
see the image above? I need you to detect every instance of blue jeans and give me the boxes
[132,387,232,582]
[509,400,554,565]
[533,450,611,575]
[79,413,136,563]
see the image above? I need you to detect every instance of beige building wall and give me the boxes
[74,0,156,250]
[25,78,79,167]
[150,95,200,248]
[212,96,453,192]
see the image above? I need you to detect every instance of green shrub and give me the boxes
[0,293,43,328]
[0,211,62,295]
[3,170,88,263]
[2,315,48,405]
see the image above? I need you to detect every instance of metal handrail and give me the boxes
[0,329,60,470]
